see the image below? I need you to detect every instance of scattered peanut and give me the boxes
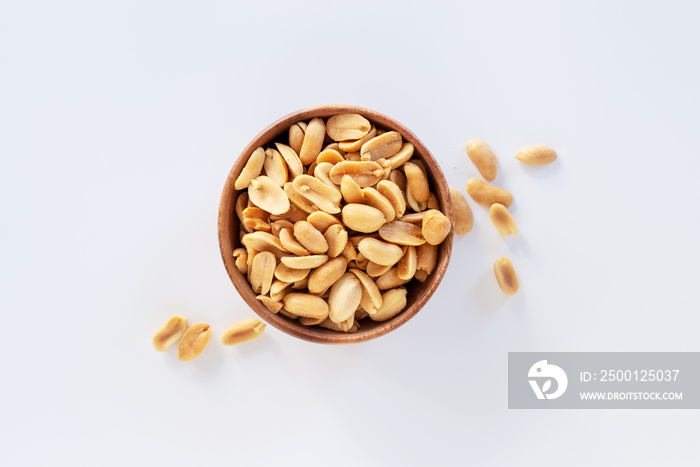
[177,323,211,362]
[221,319,266,346]
[152,316,188,352]
[494,257,519,296]
[515,145,557,165]
[466,179,513,207]
[466,139,498,181]
[489,203,517,237]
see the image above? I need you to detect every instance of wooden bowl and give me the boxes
[218,105,454,344]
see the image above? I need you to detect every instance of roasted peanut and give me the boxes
[397,245,417,281]
[342,204,387,233]
[378,220,425,246]
[340,175,365,204]
[328,273,362,323]
[280,254,329,269]
[241,231,289,258]
[375,267,411,290]
[288,123,305,156]
[357,238,404,266]
[299,117,326,165]
[371,287,407,322]
[233,248,248,274]
[317,148,345,165]
[249,251,275,295]
[466,139,497,181]
[386,142,414,169]
[264,148,289,186]
[293,221,329,254]
[494,257,519,295]
[314,162,342,192]
[234,147,265,190]
[307,211,341,233]
[489,203,517,237]
[329,161,384,187]
[348,268,382,315]
[326,113,371,141]
[449,187,473,235]
[416,243,438,275]
[515,145,557,165]
[248,176,291,215]
[376,180,406,217]
[324,224,348,258]
[339,125,377,152]
[466,179,513,207]
[366,261,392,278]
[284,182,319,214]
[152,316,188,352]
[293,174,342,214]
[275,142,305,179]
[257,295,284,313]
[404,161,430,203]
[283,293,330,319]
[319,316,358,332]
[421,210,452,245]
[279,228,311,256]
[308,257,348,294]
[360,131,402,161]
[177,323,211,362]
[269,279,292,301]
[274,262,310,283]
[221,319,266,346]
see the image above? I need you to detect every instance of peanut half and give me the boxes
[515,145,557,165]
[326,113,371,141]
[489,203,517,237]
[421,210,452,245]
[152,316,188,352]
[449,188,473,235]
[466,179,513,208]
[177,323,211,362]
[466,139,497,181]
[221,319,266,346]
[494,257,519,296]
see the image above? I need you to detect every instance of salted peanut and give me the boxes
[354,253,369,269]
[371,287,407,322]
[299,117,326,164]
[271,220,295,238]
[316,148,344,165]
[242,206,271,232]
[280,254,329,269]
[349,268,382,315]
[414,270,428,282]
[360,131,402,161]
[275,143,304,179]
[342,204,386,233]
[248,176,290,215]
[284,182,319,214]
[308,257,348,294]
[221,319,266,346]
[298,316,326,326]
[245,247,258,279]
[329,161,384,187]
[324,224,348,258]
[270,203,308,224]
[489,203,517,237]
[386,142,414,169]
[292,276,309,290]
[339,125,377,152]
[340,242,358,262]
[406,182,428,212]
[283,293,330,319]
[326,113,371,141]
[319,316,357,332]
[404,161,430,203]
[376,180,406,217]
[427,193,439,210]
[278,228,311,256]
[293,174,342,214]
[177,323,211,362]
[235,192,250,231]
[344,151,361,161]
[293,221,328,255]
[397,245,417,281]
[313,163,342,192]
[466,179,513,208]
[378,220,426,246]
[366,261,392,278]
[257,295,283,313]
[241,231,288,258]
[263,148,289,186]
[397,212,425,224]
[269,279,292,301]
[422,210,452,245]
[328,272,362,323]
[515,145,557,165]
[288,123,306,156]
[232,248,248,274]
[361,187,396,222]
[357,237,403,266]
[278,308,298,320]
[340,175,365,204]
[376,267,410,290]
[416,242,438,276]
[305,211,339,233]
[389,169,407,194]
[494,256,519,295]
[274,262,310,283]
[234,147,266,190]
[466,139,498,181]
[449,187,473,235]
[250,251,275,295]
[152,316,188,351]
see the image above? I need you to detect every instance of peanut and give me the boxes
[152,316,188,352]
[404,161,430,203]
[221,319,266,346]
[328,273,362,323]
[249,251,275,295]
[421,209,452,245]
[466,139,497,181]
[371,287,408,322]
[329,161,384,187]
[515,145,557,165]
[360,131,402,161]
[280,254,329,269]
[275,142,305,179]
[257,295,284,313]
[248,176,290,215]
[378,220,425,246]
[494,256,519,295]
[449,187,473,235]
[177,323,211,362]
[489,203,517,237]
[283,293,330,319]
[342,204,387,233]
[466,179,513,207]
[326,113,371,141]
[234,147,265,190]
[299,117,326,165]
[264,148,289,186]
[357,238,404,266]
[308,257,348,294]
[339,125,377,152]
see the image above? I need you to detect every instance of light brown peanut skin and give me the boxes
[489,203,517,237]
[152,316,188,352]
[515,146,557,165]
[466,179,513,207]
[466,139,497,181]
[494,257,519,296]
[177,323,211,362]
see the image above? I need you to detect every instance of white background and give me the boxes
[1,1,699,465]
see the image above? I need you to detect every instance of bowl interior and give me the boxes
[218,105,454,344]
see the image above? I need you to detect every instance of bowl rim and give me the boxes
[218,104,454,344]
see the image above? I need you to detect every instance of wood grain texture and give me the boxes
[218,105,454,344]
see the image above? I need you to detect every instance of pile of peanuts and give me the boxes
[231,114,453,333]
[461,139,557,295]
